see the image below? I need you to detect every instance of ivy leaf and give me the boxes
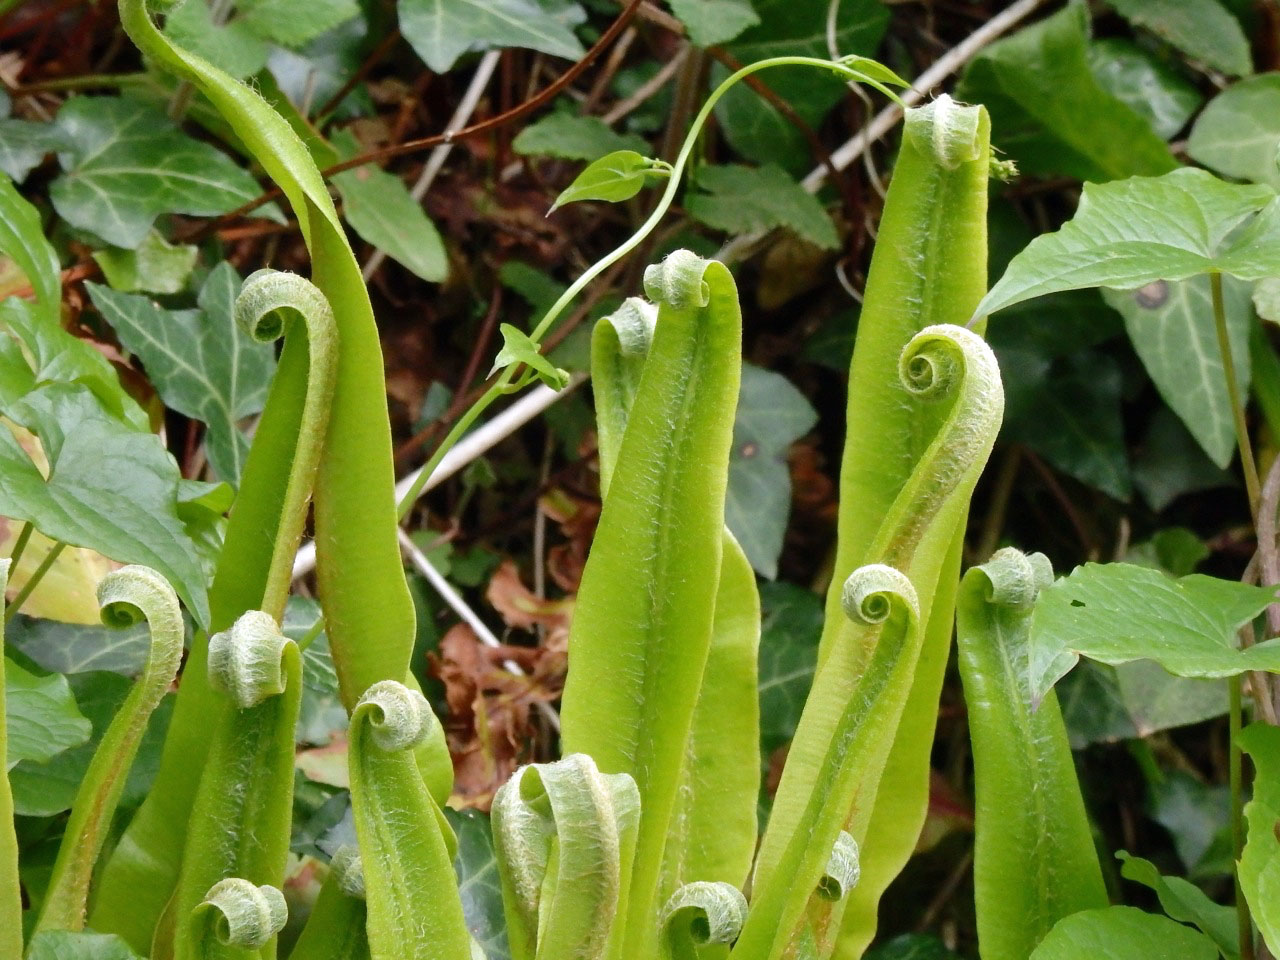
[1102,275,1252,468]
[756,581,822,790]
[725,364,818,578]
[1132,407,1233,511]
[549,150,668,211]
[1188,74,1280,190]
[88,262,276,487]
[978,168,1280,319]
[0,117,65,183]
[1029,906,1218,960]
[331,130,447,283]
[447,809,511,960]
[283,597,347,747]
[1238,724,1280,953]
[162,0,269,80]
[49,96,267,248]
[1027,562,1280,704]
[1105,0,1251,77]
[7,613,152,677]
[712,0,888,173]
[1086,38,1201,140]
[92,229,198,295]
[956,1,1177,182]
[3,658,91,769]
[1058,661,1227,748]
[399,0,585,74]
[26,931,145,960]
[512,113,649,161]
[238,0,361,48]
[668,0,759,47]
[0,383,210,625]
[687,164,839,250]
[865,935,962,960]
[489,323,569,389]
[1115,852,1240,960]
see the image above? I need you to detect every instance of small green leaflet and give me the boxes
[331,130,447,283]
[0,383,210,625]
[88,262,276,487]
[667,0,759,47]
[1105,0,1251,77]
[1239,724,1280,954]
[399,0,585,74]
[1115,853,1239,960]
[978,168,1280,319]
[1027,562,1280,704]
[1029,906,1218,960]
[512,113,649,162]
[550,150,670,212]
[725,364,818,578]
[1188,74,1280,190]
[956,1,1177,183]
[49,96,267,248]
[92,230,198,295]
[26,931,145,960]
[688,164,839,250]
[490,324,569,389]
[3,658,91,769]
[1102,275,1252,469]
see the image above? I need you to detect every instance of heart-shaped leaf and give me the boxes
[550,150,669,212]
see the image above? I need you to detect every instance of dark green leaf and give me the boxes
[512,112,649,161]
[88,262,276,487]
[1029,906,1218,959]
[1151,771,1233,879]
[979,168,1280,319]
[1102,274,1253,468]
[490,323,569,389]
[239,0,360,48]
[6,613,152,676]
[0,117,64,183]
[332,130,448,283]
[1125,528,1209,577]
[756,580,822,757]
[956,2,1178,182]
[1105,0,1251,77]
[3,657,91,768]
[92,230,198,295]
[725,364,817,578]
[1028,562,1280,702]
[26,930,144,960]
[549,149,667,211]
[162,0,270,79]
[49,96,267,248]
[1086,38,1201,140]
[668,0,758,47]
[447,808,510,960]
[999,347,1131,499]
[0,383,210,624]
[1116,852,1240,959]
[864,934,962,959]
[399,0,586,74]
[1188,74,1280,190]
[713,0,888,173]
[688,164,839,250]
[1132,407,1233,511]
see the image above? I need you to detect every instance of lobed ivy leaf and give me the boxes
[549,150,668,211]
[1029,906,1218,960]
[667,0,759,47]
[331,130,447,283]
[3,658,91,769]
[92,229,198,295]
[1188,74,1280,191]
[1028,562,1280,704]
[162,0,270,79]
[0,116,65,183]
[88,262,276,487]
[0,383,210,624]
[238,0,360,48]
[1116,852,1239,960]
[687,164,839,250]
[399,0,585,74]
[1105,0,1251,77]
[1058,660,1228,748]
[512,113,649,162]
[1086,38,1202,141]
[49,96,267,248]
[447,809,511,960]
[957,1,1177,182]
[1239,724,1280,953]
[978,168,1280,319]
[6,613,152,677]
[489,324,569,389]
[1102,275,1252,469]
[26,931,144,960]
[725,364,818,578]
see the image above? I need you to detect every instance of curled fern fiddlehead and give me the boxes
[352,679,434,752]
[660,881,747,959]
[329,845,366,900]
[817,832,861,902]
[35,565,184,934]
[191,878,287,953]
[842,564,920,627]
